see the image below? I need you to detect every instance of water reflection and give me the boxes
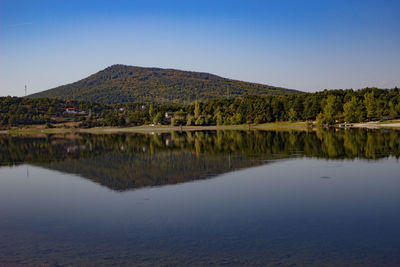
[1,128,399,191]
[1,129,400,265]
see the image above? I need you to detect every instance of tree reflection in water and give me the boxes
[0,128,399,190]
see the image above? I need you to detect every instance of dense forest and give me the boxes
[1,129,399,190]
[0,97,108,127]
[28,64,295,104]
[1,87,399,128]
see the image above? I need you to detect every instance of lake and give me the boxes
[1,129,400,266]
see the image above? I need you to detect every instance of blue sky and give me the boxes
[0,0,399,96]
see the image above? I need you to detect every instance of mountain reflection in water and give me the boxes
[1,128,399,191]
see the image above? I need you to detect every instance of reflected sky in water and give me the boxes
[0,130,400,265]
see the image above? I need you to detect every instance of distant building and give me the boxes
[64,108,86,115]
[164,112,174,119]
[381,116,389,121]
[65,108,76,114]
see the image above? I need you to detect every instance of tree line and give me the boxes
[1,87,399,128]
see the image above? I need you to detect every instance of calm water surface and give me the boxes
[0,129,400,266]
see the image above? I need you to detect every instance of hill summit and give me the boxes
[29,64,298,104]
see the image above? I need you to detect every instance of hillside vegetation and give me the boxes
[28,64,297,104]
[2,87,399,128]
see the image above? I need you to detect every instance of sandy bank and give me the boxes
[352,120,400,129]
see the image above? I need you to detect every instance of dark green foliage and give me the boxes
[181,88,399,125]
[2,87,400,128]
[0,97,61,126]
[28,64,297,104]
[343,96,358,122]
[0,96,108,127]
[153,112,163,124]
[171,110,186,126]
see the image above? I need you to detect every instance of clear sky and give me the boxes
[0,0,399,96]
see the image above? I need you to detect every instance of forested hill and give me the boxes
[28,64,298,104]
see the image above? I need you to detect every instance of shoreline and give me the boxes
[351,121,400,129]
[2,122,309,135]
[2,120,400,135]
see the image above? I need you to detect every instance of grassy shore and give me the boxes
[3,121,309,135]
[82,121,310,134]
[3,120,400,135]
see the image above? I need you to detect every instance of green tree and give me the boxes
[172,110,186,126]
[389,101,398,119]
[149,104,154,120]
[288,108,297,122]
[195,115,207,125]
[118,117,126,126]
[355,103,367,122]
[230,113,243,125]
[322,95,337,124]
[364,92,377,120]
[213,110,223,125]
[343,96,358,122]
[194,101,200,119]
[315,112,325,126]
[153,112,162,124]
[186,115,195,126]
